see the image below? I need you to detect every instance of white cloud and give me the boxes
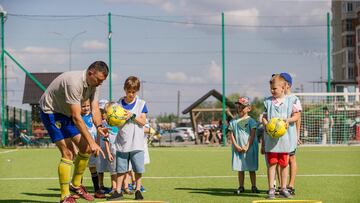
[7,47,67,70]
[165,60,223,84]
[205,8,259,27]
[165,71,205,83]
[82,40,107,50]
[207,60,222,82]
[227,8,259,26]
[103,0,175,12]
[166,71,187,82]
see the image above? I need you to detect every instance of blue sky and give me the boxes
[1,0,331,117]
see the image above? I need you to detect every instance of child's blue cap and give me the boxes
[280,72,292,86]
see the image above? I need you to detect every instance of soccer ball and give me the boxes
[266,117,286,138]
[106,104,128,126]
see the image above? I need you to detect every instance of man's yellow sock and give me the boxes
[71,152,90,187]
[58,158,73,200]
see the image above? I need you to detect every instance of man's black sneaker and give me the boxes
[134,190,144,200]
[106,191,123,201]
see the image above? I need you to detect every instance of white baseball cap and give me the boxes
[99,99,109,110]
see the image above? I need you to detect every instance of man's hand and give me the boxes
[89,141,105,158]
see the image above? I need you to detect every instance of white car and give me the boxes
[160,129,189,142]
[175,127,195,141]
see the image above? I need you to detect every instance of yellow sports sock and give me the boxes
[58,158,73,200]
[71,152,90,187]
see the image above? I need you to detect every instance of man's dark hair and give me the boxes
[87,61,109,76]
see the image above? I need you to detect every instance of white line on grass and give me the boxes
[1,174,360,181]
[0,149,18,154]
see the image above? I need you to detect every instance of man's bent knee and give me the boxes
[61,148,74,160]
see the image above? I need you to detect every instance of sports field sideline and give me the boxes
[0,146,359,203]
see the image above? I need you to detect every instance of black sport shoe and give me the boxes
[134,190,144,200]
[275,187,281,195]
[106,191,123,201]
[251,186,260,193]
[287,186,295,195]
[234,186,245,195]
[279,188,293,198]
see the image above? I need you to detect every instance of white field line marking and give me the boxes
[1,174,360,181]
[0,149,18,154]
[149,148,360,152]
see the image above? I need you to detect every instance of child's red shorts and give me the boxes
[266,152,289,168]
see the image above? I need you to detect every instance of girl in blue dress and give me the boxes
[229,97,259,194]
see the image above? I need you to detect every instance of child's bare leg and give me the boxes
[238,171,245,187]
[116,173,126,192]
[134,173,142,191]
[288,155,297,188]
[276,164,281,187]
[268,164,276,189]
[110,173,117,191]
[249,171,256,187]
[280,165,288,189]
[122,171,130,188]
[131,170,136,185]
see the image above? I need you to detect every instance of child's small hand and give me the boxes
[98,126,109,138]
[297,138,302,146]
[284,119,289,129]
[108,153,114,162]
[123,110,131,120]
[234,145,243,152]
[242,144,249,152]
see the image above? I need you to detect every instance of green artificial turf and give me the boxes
[0,146,359,203]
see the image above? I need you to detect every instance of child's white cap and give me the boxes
[99,99,109,110]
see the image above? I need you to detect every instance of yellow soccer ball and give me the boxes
[266,117,286,138]
[106,104,127,126]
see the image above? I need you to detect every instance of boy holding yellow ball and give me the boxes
[261,74,300,199]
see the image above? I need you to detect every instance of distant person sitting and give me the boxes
[204,128,210,144]
[197,123,204,144]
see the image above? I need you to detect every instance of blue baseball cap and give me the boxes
[280,72,292,86]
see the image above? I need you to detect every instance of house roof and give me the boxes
[182,89,236,114]
[22,72,62,104]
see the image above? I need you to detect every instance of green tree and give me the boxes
[214,93,264,121]
[156,113,178,123]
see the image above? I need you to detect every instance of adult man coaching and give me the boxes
[39,61,109,203]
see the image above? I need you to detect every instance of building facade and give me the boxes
[332,0,360,93]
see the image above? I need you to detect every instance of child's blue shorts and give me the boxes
[116,150,145,174]
[40,110,80,143]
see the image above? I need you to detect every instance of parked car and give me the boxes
[160,129,189,142]
[175,127,195,141]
